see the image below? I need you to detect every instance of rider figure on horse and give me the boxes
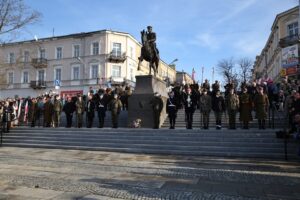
[146,26,159,59]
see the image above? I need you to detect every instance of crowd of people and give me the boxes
[0,77,300,133]
[0,86,132,132]
[164,78,300,131]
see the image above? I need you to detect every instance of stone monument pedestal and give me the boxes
[128,75,168,128]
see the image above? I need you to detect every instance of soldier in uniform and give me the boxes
[239,87,252,129]
[199,88,212,129]
[146,26,159,58]
[53,95,62,127]
[182,86,197,129]
[86,94,95,128]
[149,92,163,129]
[43,96,53,127]
[254,86,269,129]
[75,95,85,128]
[212,90,225,129]
[96,90,108,128]
[63,97,75,128]
[226,88,239,129]
[109,93,122,128]
[166,91,177,129]
[29,98,38,127]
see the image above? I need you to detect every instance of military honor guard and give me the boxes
[212,90,225,129]
[239,87,252,129]
[199,89,212,129]
[225,88,239,129]
[166,91,177,129]
[53,95,62,128]
[182,86,197,129]
[254,86,269,129]
[75,95,85,128]
[109,93,122,128]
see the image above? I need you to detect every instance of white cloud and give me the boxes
[191,32,221,51]
[234,38,265,55]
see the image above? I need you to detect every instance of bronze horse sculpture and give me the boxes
[137,30,159,77]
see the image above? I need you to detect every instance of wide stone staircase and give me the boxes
[2,127,299,160]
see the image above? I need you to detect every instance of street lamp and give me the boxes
[167,58,178,86]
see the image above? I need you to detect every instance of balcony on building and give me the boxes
[107,51,126,63]
[30,80,47,89]
[31,58,48,68]
[279,34,300,48]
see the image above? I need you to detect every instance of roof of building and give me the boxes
[271,6,298,30]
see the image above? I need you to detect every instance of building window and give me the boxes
[92,42,99,55]
[287,22,298,36]
[130,68,134,81]
[9,52,15,63]
[24,51,30,62]
[38,70,45,82]
[8,72,14,84]
[73,66,80,80]
[40,49,46,59]
[91,64,98,79]
[112,65,121,77]
[55,68,62,81]
[23,71,29,83]
[56,47,63,59]
[112,43,121,56]
[73,44,80,58]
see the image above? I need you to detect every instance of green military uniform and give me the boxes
[239,92,252,129]
[109,98,122,128]
[226,93,239,129]
[75,99,85,128]
[149,95,164,129]
[43,99,53,127]
[53,99,62,127]
[254,93,269,129]
[199,93,212,129]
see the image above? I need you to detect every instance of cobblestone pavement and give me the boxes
[0,147,300,200]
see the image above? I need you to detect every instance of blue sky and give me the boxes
[22,0,298,84]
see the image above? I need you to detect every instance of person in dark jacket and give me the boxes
[43,96,53,127]
[63,97,76,128]
[212,90,226,129]
[96,91,108,128]
[182,86,197,129]
[166,91,178,129]
[86,94,96,128]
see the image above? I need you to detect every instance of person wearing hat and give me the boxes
[109,93,122,128]
[166,91,178,129]
[75,95,85,128]
[239,87,252,129]
[212,90,225,129]
[86,93,96,128]
[146,26,159,58]
[149,92,164,129]
[225,88,239,129]
[253,86,269,129]
[199,88,212,129]
[53,95,62,128]
[182,86,197,129]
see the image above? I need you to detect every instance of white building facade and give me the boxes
[0,30,176,98]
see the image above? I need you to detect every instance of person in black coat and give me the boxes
[95,90,109,128]
[182,86,197,129]
[86,94,96,128]
[212,90,226,129]
[166,91,178,129]
[63,97,76,128]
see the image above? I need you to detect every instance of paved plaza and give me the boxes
[0,128,300,199]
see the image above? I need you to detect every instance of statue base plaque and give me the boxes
[128,75,168,128]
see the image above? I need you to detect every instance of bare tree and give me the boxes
[0,0,41,42]
[238,57,253,85]
[217,57,237,84]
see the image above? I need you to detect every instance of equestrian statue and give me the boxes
[137,26,160,77]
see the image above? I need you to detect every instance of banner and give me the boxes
[282,44,298,68]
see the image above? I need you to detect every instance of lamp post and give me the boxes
[167,58,178,86]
